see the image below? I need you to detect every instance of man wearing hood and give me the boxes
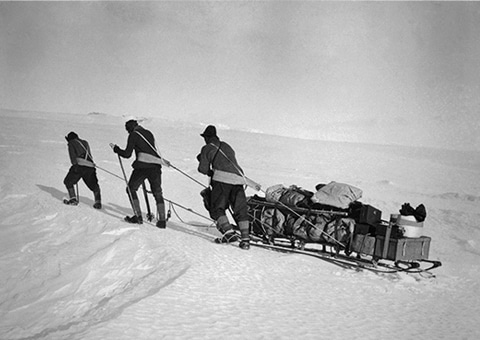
[112,120,169,228]
[63,131,102,209]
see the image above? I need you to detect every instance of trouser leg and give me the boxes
[229,185,248,222]
[64,166,81,199]
[216,215,232,233]
[238,220,250,241]
[132,197,142,217]
[82,168,101,208]
[128,169,147,217]
[68,187,77,199]
[209,181,228,221]
[93,189,102,209]
[214,215,239,243]
[237,220,250,250]
[147,166,167,228]
[155,203,166,228]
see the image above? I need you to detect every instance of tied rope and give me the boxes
[95,154,213,223]
[135,131,208,189]
[99,146,347,248]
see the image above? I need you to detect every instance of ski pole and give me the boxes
[142,181,154,221]
[110,144,140,217]
[75,183,79,203]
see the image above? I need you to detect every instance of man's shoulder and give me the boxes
[199,144,218,159]
[219,140,234,151]
[134,127,154,139]
[219,140,229,147]
[200,143,213,152]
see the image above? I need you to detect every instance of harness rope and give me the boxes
[100,142,347,248]
[209,142,259,190]
[95,159,214,223]
[135,130,207,188]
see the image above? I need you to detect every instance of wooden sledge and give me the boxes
[246,196,442,275]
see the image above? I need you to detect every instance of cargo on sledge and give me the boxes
[246,182,441,274]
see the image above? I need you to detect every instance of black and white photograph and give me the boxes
[1,1,479,339]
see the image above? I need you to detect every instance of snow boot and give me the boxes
[238,220,250,250]
[214,216,238,243]
[93,189,102,209]
[156,220,166,228]
[239,240,250,250]
[214,230,240,244]
[124,198,143,223]
[63,197,79,206]
[124,215,143,224]
[64,187,78,206]
[156,203,167,229]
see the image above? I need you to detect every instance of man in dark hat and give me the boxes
[112,120,170,228]
[197,125,253,250]
[63,132,102,209]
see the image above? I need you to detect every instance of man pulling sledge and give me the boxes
[197,125,261,250]
[112,120,170,228]
[63,132,102,209]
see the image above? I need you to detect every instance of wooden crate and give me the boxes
[374,236,431,261]
[351,234,376,256]
[350,204,382,226]
[354,223,376,235]
[374,223,403,239]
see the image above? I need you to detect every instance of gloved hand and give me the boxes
[207,169,214,177]
[109,143,120,154]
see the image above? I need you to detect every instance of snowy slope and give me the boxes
[1,109,480,339]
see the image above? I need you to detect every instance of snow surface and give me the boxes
[1,109,480,340]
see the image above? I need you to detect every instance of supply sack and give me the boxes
[321,218,355,244]
[311,181,363,209]
[306,214,332,242]
[265,184,287,203]
[279,185,313,208]
[292,215,309,241]
[289,214,329,242]
[260,208,285,236]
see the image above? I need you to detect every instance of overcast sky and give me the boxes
[1,1,480,150]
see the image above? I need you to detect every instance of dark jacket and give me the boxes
[198,137,248,186]
[68,138,94,167]
[116,126,160,169]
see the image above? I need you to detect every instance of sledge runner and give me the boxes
[112,120,169,228]
[63,132,102,209]
[197,125,254,250]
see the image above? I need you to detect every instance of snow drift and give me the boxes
[1,108,480,339]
